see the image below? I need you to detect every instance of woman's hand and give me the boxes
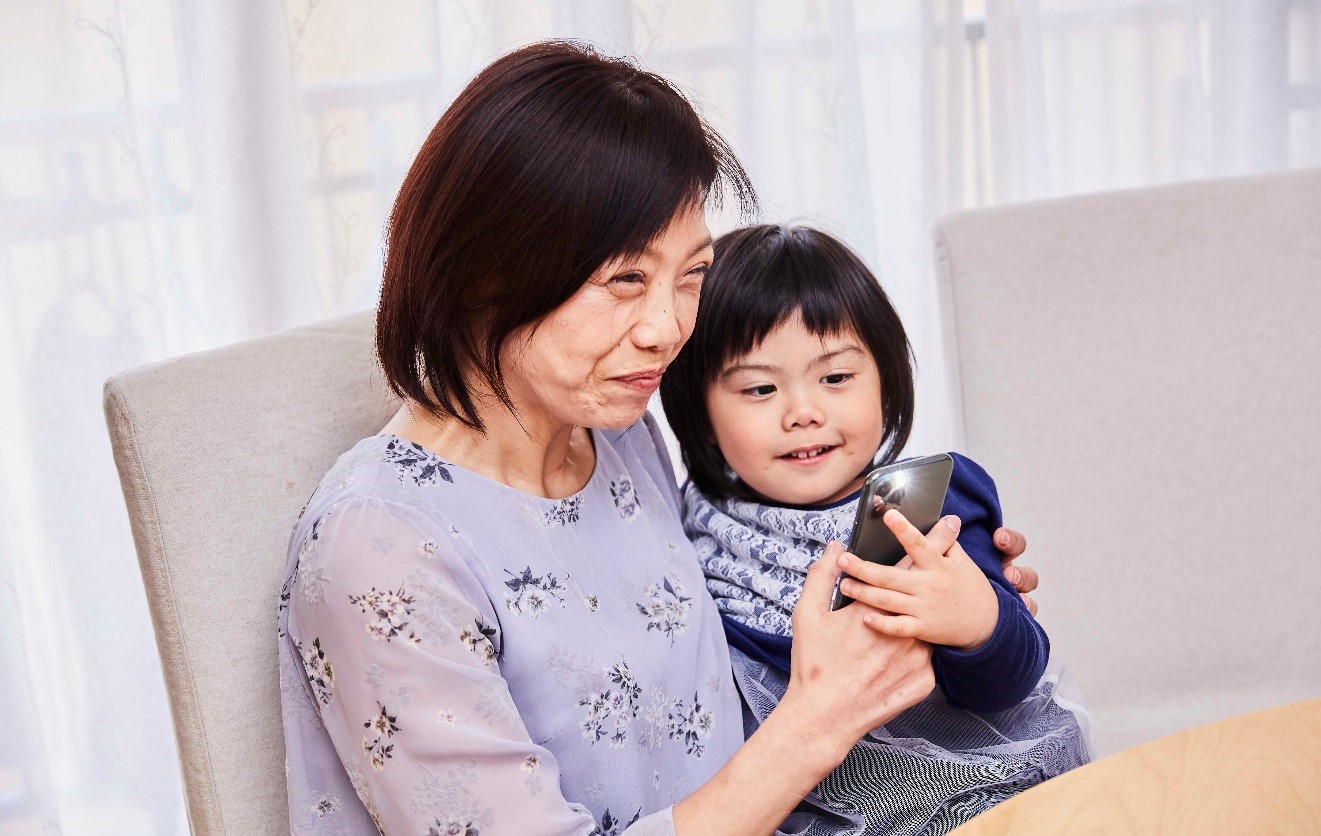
[673,534,943,836]
[775,542,939,761]
[994,526,1040,616]
[836,513,1000,651]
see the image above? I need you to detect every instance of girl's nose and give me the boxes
[782,392,825,430]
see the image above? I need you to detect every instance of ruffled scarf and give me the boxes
[683,482,855,638]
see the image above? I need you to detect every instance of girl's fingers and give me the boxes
[838,578,917,615]
[861,612,923,639]
[926,515,962,557]
[882,509,941,568]
[836,554,921,595]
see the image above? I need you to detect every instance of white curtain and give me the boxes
[1,0,1318,831]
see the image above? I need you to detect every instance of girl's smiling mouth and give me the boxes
[780,444,839,463]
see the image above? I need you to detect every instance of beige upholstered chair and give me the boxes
[935,168,1321,755]
[104,312,397,834]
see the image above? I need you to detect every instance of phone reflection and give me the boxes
[868,474,908,518]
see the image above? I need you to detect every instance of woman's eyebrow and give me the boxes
[644,236,714,260]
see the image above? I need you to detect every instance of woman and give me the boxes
[278,41,1038,836]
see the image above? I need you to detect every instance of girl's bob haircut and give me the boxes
[377,40,756,431]
[660,224,915,503]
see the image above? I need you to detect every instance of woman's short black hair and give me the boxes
[377,40,756,431]
[660,224,914,502]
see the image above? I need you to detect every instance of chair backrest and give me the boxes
[935,169,1321,754]
[104,311,397,834]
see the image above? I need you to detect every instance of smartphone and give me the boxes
[830,453,954,610]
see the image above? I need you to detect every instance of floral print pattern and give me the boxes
[362,702,401,771]
[578,661,643,747]
[383,437,453,486]
[667,693,715,757]
[349,586,420,644]
[502,567,566,617]
[458,619,497,666]
[545,495,582,527]
[610,477,640,521]
[637,576,693,644]
[592,808,642,835]
[280,421,743,835]
[297,637,335,705]
[411,763,495,836]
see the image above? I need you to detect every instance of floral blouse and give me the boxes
[278,414,744,835]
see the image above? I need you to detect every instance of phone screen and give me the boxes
[830,453,954,610]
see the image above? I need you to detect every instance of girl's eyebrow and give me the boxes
[720,345,863,380]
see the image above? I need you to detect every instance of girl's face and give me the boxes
[706,315,885,507]
[501,204,714,432]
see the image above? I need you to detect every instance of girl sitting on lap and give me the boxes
[661,224,1095,836]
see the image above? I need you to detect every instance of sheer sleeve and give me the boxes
[287,496,674,835]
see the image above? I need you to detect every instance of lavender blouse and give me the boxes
[278,414,744,835]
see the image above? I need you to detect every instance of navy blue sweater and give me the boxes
[721,453,1049,714]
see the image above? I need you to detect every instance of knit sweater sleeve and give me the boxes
[930,453,1050,713]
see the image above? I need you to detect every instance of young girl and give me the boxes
[660,224,1094,835]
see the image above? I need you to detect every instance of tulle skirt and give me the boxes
[731,650,1097,836]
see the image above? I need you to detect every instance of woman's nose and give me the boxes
[631,285,683,351]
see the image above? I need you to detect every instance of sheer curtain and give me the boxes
[1,0,1318,831]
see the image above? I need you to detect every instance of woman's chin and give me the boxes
[589,409,649,430]
[581,404,651,432]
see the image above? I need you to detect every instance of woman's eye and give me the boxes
[742,384,776,397]
[823,373,852,385]
[610,271,645,286]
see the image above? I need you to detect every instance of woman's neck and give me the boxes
[381,400,595,500]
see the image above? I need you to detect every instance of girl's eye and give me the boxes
[742,384,776,397]
[823,373,852,385]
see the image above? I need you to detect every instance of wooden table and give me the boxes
[950,698,1321,835]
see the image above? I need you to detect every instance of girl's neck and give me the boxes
[381,400,595,500]
[742,475,866,511]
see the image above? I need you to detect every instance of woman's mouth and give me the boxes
[612,371,664,393]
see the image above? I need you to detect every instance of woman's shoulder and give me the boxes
[292,435,453,547]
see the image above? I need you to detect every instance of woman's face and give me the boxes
[500,204,714,431]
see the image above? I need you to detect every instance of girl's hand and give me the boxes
[777,543,936,759]
[836,512,1000,651]
[995,526,1040,616]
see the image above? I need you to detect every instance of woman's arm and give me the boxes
[292,496,938,836]
[289,497,617,835]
